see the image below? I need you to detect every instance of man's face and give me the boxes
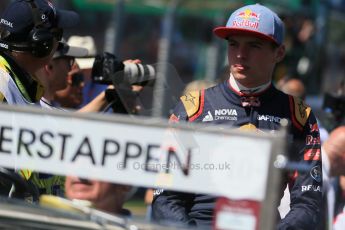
[54,66,84,108]
[50,57,74,91]
[227,35,285,88]
[65,176,130,213]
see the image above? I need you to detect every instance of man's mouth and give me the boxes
[72,178,92,185]
[233,64,248,71]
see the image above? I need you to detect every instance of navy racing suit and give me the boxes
[152,80,322,230]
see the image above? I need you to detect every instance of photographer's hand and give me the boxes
[123,59,141,64]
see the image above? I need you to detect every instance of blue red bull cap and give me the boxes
[213,4,284,45]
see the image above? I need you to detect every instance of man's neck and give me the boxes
[229,73,271,94]
[43,92,55,102]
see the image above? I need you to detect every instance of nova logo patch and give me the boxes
[215,109,237,116]
[214,109,237,121]
[202,111,213,122]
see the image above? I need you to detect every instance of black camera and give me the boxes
[91,52,155,85]
[71,72,84,86]
[91,52,155,115]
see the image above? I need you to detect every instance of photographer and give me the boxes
[54,63,84,109]
[67,35,107,108]
[67,56,144,114]
[36,40,145,114]
[34,40,147,199]
[62,53,156,217]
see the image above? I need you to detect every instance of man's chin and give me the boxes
[69,192,95,201]
[232,73,248,81]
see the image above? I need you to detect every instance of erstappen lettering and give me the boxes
[0,125,192,176]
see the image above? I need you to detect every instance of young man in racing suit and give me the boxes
[152,4,322,230]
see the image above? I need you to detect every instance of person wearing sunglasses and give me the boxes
[35,41,88,110]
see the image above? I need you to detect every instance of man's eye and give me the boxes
[250,43,261,48]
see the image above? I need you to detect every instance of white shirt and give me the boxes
[229,73,271,94]
[40,97,64,111]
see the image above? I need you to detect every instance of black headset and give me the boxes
[0,0,57,58]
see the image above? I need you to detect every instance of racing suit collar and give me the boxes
[228,73,271,96]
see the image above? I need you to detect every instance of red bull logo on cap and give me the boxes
[236,9,260,20]
[233,9,260,29]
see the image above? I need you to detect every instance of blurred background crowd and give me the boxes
[0,0,343,129]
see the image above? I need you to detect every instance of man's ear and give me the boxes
[44,62,53,73]
[275,45,286,63]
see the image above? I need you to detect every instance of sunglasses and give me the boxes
[71,72,84,86]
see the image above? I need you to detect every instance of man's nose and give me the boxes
[236,45,248,59]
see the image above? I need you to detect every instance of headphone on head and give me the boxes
[0,0,57,58]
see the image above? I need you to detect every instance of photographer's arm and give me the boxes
[77,86,113,113]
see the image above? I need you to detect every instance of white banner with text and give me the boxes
[0,107,278,201]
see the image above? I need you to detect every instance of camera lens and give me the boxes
[123,63,155,84]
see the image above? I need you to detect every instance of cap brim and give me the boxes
[65,46,88,58]
[54,42,88,58]
[213,27,279,45]
[76,57,95,69]
[56,9,80,28]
